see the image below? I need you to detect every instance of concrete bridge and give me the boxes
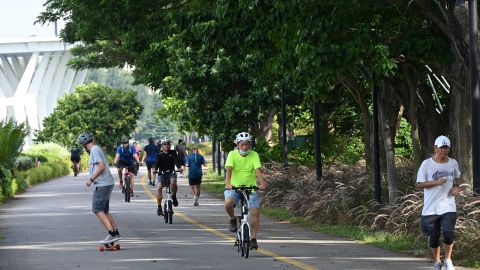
[0,37,87,147]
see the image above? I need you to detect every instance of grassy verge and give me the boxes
[201,170,225,198]
[260,208,422,252]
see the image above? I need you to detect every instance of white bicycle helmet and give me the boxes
[78,132,93,145]
[235,132,252,143]
[160,137,170,144]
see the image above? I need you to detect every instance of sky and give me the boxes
[0,0,64,39]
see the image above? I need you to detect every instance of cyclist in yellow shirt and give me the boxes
[224,132,266,250]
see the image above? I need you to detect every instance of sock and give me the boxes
[108,230,115,236]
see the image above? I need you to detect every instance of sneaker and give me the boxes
[148,181,152,186]
[157,207,163,216]
[172,194,179,207]
[250,238,258,250]
[115,231,123,240]
[193,197,199,206]
[99,234,119,244]
[229,218,237,232]
[433,261,442,270]
[444,259,455,270]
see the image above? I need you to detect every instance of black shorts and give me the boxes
[421,212,457,236]
[71,157,80,163]
[146,160,156,169]
[189,177,202,186]
[118,160,136,174]
[157,173,177,187]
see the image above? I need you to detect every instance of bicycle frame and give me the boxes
[157,170,176,224]
[233,186,257,258]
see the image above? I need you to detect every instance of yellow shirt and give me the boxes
[225,150,261,187]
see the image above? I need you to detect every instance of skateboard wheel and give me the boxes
[115,244,120,250]
[99,245,105,252]
[109,245,115,251]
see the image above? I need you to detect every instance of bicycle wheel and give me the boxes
[125,175,131,202]
[164,202,169,223]
[168,201,173,224]
[243,225,250,258]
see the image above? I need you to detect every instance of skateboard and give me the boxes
[99,240,120,252]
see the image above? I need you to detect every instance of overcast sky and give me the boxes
[0,0,64,39]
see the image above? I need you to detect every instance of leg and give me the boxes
[189,185,196,197]
[156,184,163,205]
[147,167,152,181]
[95,212,114,231]
[196,184,201,198]
[224,197,235,219]
[117,167,123,190]
[251,208,260,239]
[171,179,178,195]
[444,243,454,260]
[129,172,135,192]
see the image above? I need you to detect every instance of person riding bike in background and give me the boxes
[142,137,159,186]
[224,132,266,250]
[133,142,141,176]
[70,144,81,177]
[113,137,141,197]
[155,137,183,216]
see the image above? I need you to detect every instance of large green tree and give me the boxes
[35,82,142,153]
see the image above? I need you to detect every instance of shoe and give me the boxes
[172,194,178,207]
[250,238,258,250]
[229,218,237,232]
[444,259,455,270]
[157,207,164,216]
[433,261,443,270]
[149,181,153,186]
[99,234,119,244]
[115,232,123,240]
[194,197,199,206]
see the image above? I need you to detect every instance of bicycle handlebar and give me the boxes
[231,186,259,191]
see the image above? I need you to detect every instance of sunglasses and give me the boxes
[162,143,170,145]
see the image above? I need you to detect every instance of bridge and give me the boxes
[0,37,87,147]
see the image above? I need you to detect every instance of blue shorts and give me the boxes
[421,212,457,236]
[92,185,113,213]
[224,189,260,209]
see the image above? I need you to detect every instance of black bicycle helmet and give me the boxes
[121,137,129,144]
[78,132,93,145]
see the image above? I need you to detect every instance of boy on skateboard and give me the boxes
[78,132,122,245]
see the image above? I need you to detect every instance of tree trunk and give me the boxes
[378,79,399,205]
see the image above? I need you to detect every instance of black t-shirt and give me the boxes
[156,150,179,172]
[71,149,80,159]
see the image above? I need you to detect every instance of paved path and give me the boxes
[0,167,471,270]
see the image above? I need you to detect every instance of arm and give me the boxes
[141,150,147,163]
[256,168,266,190]
[113,153,120,165]
[86,161,106,187]
[416,177,447,189]
[225,166,233,189]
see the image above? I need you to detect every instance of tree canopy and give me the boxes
[35,82,142,153]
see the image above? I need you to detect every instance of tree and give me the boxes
[35,82,142,154]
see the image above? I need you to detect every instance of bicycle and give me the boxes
[117,163,132,203]
[72,162,79,177]
[232,185,258,258]
[156,169,177,224]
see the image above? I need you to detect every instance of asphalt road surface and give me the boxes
[0,167,471,270]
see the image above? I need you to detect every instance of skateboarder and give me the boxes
[78,132,122,244]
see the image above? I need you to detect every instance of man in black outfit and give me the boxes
[155,137,183,215]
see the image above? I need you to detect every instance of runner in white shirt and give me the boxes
[416,135,461,270]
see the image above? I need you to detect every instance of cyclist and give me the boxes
[186,145,207,206]
[78,132,121,244]
[224,132,266,250]
[113,137,141,197]
[70,144,81,176]
[142,137,159,186]
[155,137,182,216]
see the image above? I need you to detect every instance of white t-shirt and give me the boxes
[416,157,461,216]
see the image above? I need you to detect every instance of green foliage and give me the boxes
[395,118,413,158]
[0,121,28,169]
[0,120,28,198]
[34,83,142,154]
[14,156,35,171]
[24,143,70,164]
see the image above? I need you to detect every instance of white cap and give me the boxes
[434,135,451,147]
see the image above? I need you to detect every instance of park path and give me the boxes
[0,166,471,270]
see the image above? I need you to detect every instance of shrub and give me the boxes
[15,156,35,170]
[27,166,53,185]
